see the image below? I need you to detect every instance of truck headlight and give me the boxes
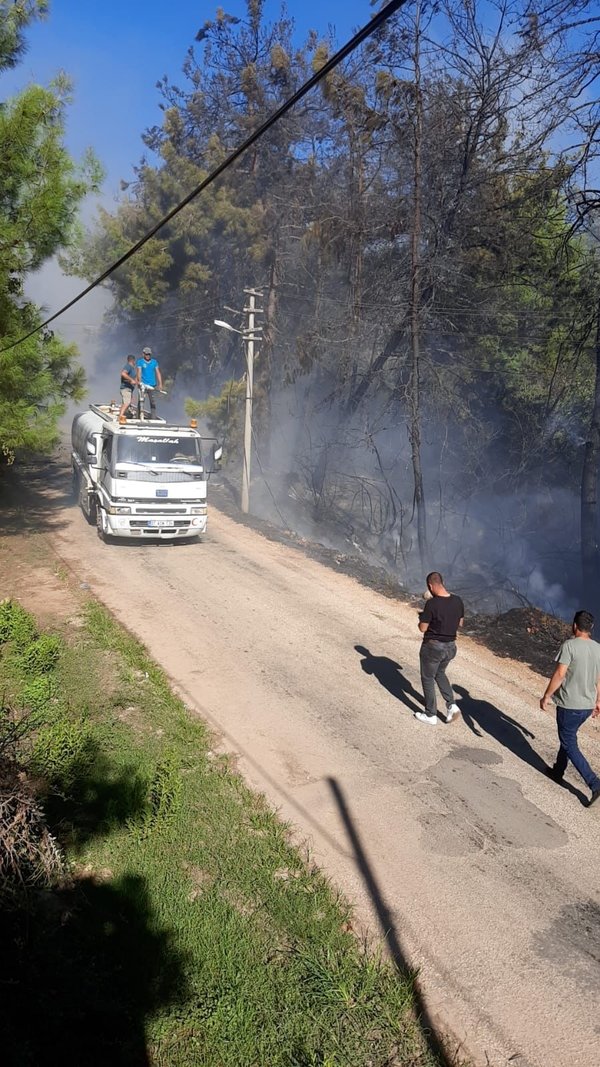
[107,504,131,515]
[190,506,207,514]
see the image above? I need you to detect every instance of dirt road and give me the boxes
[23,463,600,1066]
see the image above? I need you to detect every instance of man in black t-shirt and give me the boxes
[415,571,464,726]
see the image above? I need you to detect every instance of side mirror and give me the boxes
[87,432,102,463]
[201,437,222,474]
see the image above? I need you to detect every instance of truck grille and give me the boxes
[117,471,200,482]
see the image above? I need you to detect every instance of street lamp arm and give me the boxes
[214,319,242,334]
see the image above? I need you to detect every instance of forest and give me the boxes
[5,0,600,614]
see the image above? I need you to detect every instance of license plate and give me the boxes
[147,519,173,527]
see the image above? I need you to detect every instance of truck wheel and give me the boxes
[87,494,97,526]
[71,466,79,502]
[96,507,107,542]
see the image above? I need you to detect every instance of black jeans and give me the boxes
[420,640,457,716]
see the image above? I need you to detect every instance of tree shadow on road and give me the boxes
[355,645,424,715]
[453,684,588,805]
[0,456,73,538]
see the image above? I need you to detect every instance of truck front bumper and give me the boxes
[103,513,207,538]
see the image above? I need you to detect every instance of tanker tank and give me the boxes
[71,410,103,462]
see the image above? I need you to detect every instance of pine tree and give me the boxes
[0,1,101,459]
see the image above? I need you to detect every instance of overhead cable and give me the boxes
[1,0,407,354]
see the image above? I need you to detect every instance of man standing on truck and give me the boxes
[136,346,163,417]
[119,354,138,419]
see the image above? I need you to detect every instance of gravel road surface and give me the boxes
[43,467,600,1067]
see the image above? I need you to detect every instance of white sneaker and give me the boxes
[414,712,437,725]
[445,703,460,723]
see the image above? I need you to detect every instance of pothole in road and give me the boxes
[414,747,568,855]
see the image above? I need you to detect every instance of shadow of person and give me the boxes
[355,645,424,714]
[1,873,188,1067]
[453,684,587,805]
[1,733,189,1065]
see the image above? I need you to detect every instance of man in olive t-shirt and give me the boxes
[540,609,600,808]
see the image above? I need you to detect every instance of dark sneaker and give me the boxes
[588,788,600,809]
[543,766,563,784]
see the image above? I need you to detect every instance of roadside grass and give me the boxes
[1,597,439,1067]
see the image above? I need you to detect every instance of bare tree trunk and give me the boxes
[409,0,428,571]
[259,250,279,465]
[347,141,365,399]
[346,318,408,413]
[581,297,600,610]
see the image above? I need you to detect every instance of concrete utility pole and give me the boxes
[242,289,256,513]
[214,286,262,514]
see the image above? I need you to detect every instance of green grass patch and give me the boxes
[0,598,438,1067]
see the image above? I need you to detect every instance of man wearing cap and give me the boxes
[136,346,163,417]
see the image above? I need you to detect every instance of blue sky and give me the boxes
[2,0,373,199]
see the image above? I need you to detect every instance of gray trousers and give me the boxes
[420,640,457,715]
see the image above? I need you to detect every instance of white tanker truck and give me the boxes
[71,403,222,541]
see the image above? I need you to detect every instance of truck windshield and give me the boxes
[116,435,202,467]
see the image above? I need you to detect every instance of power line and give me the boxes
[1,0,407,355]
